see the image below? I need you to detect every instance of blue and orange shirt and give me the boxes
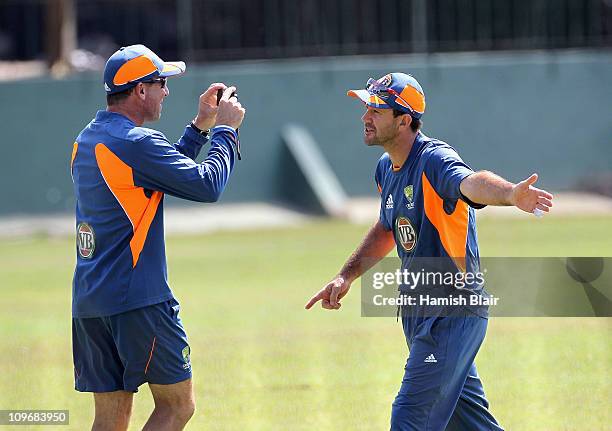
[71,110,238,318]
[375,131,488,316]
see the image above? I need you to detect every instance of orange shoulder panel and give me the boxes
[421,172,468,271]
[95,143,163,267]
[71,142,78,169]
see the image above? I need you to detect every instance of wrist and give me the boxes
[189,121,209,137]
[192,116,213,132]
[505,184,517,206]
[337,272,355,284]
[213,121,237,129]
[210,124,236,133]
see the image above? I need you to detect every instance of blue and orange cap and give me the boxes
[103,44,186,94]
[347,72,426,119]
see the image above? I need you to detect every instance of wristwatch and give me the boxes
[189,122,210,139]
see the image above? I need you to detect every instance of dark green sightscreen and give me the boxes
[0,51,610,215]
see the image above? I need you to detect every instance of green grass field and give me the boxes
[0,216,610,430]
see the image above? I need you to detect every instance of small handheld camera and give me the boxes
[216,88,237,105]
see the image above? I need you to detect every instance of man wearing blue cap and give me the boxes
[71,44,245,430]
[306,73,553,430]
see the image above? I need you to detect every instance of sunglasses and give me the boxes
[143,77,167,88]
[365,78,413,114]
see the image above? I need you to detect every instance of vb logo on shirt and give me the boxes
[395,217,417,252]
[77,222,95,259]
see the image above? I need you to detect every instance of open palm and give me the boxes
[510,173,553,214]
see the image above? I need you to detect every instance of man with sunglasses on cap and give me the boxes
[70,44,245,430]
[306,73,553,430]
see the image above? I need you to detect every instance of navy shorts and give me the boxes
[72,298,192,393]
[391,312,504,431]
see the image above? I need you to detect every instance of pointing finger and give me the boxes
[305,291,324,310]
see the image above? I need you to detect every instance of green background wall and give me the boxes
[0,50,610,215]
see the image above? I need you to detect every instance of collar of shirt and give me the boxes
[391,131,428,175]
[95,110,136,126]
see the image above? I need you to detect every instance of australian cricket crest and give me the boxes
[395,217,417,252]
[404,185,414,209]
[77,222,95,259]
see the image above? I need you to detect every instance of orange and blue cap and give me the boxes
[347,72,426,119]
[103,44,186,94]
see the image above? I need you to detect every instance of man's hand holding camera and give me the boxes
[193,83,245,131]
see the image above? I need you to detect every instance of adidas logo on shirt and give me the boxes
[386,194,394,209]
[424,354,437,363]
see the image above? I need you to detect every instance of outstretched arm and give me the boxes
[460,171,553,214]
[305,220,395,310]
